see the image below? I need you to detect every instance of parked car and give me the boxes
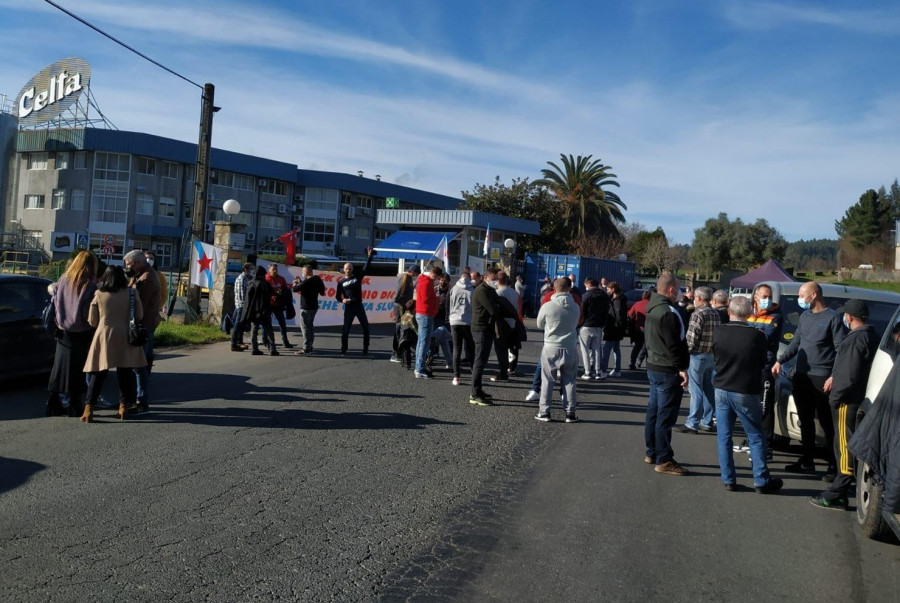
[0,274,55,381]
[765,281,900,446]
[624,288,645,311]
[854,304,900,542]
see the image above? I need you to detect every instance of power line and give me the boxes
[43,0,203,90]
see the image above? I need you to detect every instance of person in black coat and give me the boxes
[243,266,278,356]
[336,247,375,355]
[601,281,628,377]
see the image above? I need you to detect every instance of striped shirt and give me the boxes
[234,272,250,307]
[686,305,720,354]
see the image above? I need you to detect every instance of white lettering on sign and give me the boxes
[15,58,91,126]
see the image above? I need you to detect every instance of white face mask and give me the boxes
[757,298,771,310]
[842,314,851,329]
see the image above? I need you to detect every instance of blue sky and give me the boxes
[2,0,899,245]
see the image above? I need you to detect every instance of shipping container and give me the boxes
[521,253,636,317]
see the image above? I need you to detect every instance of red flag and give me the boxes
[278,228,299,265]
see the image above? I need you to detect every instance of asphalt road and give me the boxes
[1,322,898,602]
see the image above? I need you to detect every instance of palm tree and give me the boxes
[533,154,626,238]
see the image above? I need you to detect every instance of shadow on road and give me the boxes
[0,456,46,495]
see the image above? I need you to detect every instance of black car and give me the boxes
[0,274,56,380]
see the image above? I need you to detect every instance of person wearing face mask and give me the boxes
[643,273,691,476]
[772,281,846,477]
[809,299,879,510]
[123,249,161,414]
[747,284,783,457]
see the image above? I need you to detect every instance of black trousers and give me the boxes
[451,324,475,377]
[493,331,510,378]
[471,329,494,397]
[824,402,860,500]
[272,308,290,344]
[341,301,370,353]
[629,330,645,367]
[86,368,137,407]
[793,373,836,467]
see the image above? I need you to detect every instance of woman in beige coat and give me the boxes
[82,265,147,422]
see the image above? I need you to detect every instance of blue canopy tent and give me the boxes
[374,230,459,261]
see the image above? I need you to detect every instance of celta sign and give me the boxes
[15,58,91,126]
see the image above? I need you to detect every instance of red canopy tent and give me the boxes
[729,259,794,289]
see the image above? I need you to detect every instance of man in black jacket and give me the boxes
[811,299,880,509]
[469,269,500,405]
[292,265,327,354]
[578,277,609,380]
[336,247,375,355]
[643,274,690,476]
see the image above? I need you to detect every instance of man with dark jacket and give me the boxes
[643,274,690,476]
[244,266,277,356]
[125,249,161,413]
[713,296,783,493]
[336,247,375,355]
[470,269,501,405]
[579,277,609,380]
[810,299,880,509]
[292,265,326,354]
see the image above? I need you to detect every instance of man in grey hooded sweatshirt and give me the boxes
[449,273,475,386]
[535,277,582,423]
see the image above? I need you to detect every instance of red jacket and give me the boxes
[266,273,289,308]
[416,274,439,316]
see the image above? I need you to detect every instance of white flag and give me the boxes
[433,234,450,271]
[483,223,491,257]
[190,240,223,289]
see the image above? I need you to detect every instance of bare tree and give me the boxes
[568,233,624,258]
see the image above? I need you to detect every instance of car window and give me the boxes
[882,308,900,361]
[778,294,899,346]
[0,281,37,323]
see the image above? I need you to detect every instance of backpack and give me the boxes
[42,296,59,338]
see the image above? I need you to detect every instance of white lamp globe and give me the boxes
[223,199,241,216]
[504,238,516,250]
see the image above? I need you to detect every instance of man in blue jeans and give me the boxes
[124,249,161,414]
[414,264,441,378]
[681,286,720,434]
[712,296,783,493]
[643,274,690,476]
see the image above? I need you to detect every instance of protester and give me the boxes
[82,266,147,422]
[600,281,627,378]
[534,277,582,423]
[231,262,253,352]
[46,251,98,417]
[711,289,730,324]
[643,274,690,476]
[244,266,278,356]
[144,249,168,310]
[470,268,501,405]
[430,272,453,369]
[539,276,552,297]
[336,247,376,355]
[494,271,520,379]
[292,265,326,355]
[397,300,418,370]
[390,265,420,362]
[124,249,161,414]
[414,264,441,378]
[747,283,782,458]
[525,284,583,401]
[712,296,783,493]
[579,277,609,380]
[810,299,879,509]
[627,290,651,370]
[773,281,845,476]
[515,275,528,317]
[449,272,476,386]
[266,263,294,349]
[681,286,720,434]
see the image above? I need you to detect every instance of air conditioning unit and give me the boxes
[292,214,303,222]
[362,207,371,216]
[205,222,213,232]
[324,242,334,250]
[277,204,287,214]
[294,194,304,202]
[347,206,356,219]
[266,235,276,243]
[258,179,267,187]
[291,204,300,212]
[246,232,256,241]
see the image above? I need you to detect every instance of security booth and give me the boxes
[374,209,539,276]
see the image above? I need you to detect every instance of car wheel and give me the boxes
[856,458,891,540]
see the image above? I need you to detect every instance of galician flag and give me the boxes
[190,240,223,289]
[483,223,491,257]
[433,234,450,270]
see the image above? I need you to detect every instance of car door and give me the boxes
[0,279,40,378]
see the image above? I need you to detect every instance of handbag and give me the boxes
[128,289,148,346]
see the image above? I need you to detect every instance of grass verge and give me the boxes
[838,280,900,294]
[155,322,230,347]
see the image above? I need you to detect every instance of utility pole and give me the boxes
[188,83,217,313]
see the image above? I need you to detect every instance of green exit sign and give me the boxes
[386,197,400,208]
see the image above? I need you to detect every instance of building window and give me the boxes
[259,214,284,229]
[184,165,195,181]
[234,174,255,191]
[136,194,154,216]
[260,180,288,196]
[22,230,43,247]
[159,197,176,218]
[162,161,178,179]
[24,194,45,209]
[210,170,234,188]
[137,157,156,175]
[355,227,370,239]
[152,243,173,269]
[183,205,193,221]
[51,189,67,210]
[303,217,336,244]
[374,227,391,242]
[305,188,339,211]
[341,225,350,237]
[73,151,87,169]
[358,196,373,210]
[91,152,131,223]
[56,152,70,170]
[341,192,352,206]
[27,153,48,170]
[70,189,86,211]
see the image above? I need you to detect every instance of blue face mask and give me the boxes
[798,298,810,310]
[758,298,771,310]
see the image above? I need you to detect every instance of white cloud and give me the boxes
[720,1,900,35]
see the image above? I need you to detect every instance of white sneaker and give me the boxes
[525,390,538,402]
[611,371,622,378]
[452,377,460,386]
[596,371,608,380]
[580,373,592,380]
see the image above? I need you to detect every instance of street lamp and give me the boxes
[504,238,516,277]
[223,199,241,222]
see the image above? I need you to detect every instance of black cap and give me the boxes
[837,299,869,319]
[409,265,421,274]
